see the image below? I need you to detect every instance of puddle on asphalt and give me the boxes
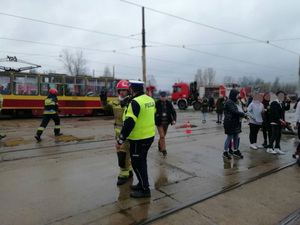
[4,140,36,147]
[55,135,95,142]
[176,124,197,129]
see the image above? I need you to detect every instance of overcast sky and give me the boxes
[1,0,300,91]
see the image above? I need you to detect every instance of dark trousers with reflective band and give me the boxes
[37,114,60,136]
[129,136,154,191]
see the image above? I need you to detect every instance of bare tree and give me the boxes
[204,68,215,85]
[223,76,234,85]
[271,77,280,93]
[59,49,88,76]
[146,74,157,87]
[194,69,204,86]
[103,66,112,77]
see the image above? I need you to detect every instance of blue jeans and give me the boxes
[202,112,206,121]
[224,133,239,151]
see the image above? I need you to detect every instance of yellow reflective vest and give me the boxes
[126,94,155,140]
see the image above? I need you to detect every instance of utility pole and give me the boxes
[142,7,147,91]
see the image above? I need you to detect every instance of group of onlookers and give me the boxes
[221,89,295,159]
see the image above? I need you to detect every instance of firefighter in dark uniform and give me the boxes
[100,80,133,186]
[116,80,156,198]
[35,88,63,141]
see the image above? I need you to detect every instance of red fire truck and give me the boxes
[171,82,228,110]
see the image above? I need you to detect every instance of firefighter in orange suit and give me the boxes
[100,80,133,185]
[35,88,63,141]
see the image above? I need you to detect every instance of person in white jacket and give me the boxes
[247,94,264,150]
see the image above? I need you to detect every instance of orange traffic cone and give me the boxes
[186,121,192,134]
[231,138,234,148]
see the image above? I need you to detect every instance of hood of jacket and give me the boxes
[229,89,239,102]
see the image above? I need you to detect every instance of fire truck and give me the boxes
[171,82,229,110]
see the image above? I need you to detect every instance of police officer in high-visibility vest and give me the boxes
[35,88,63,141]
[116,80,155,198]
[100,80,133,186]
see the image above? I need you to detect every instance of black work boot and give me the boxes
[117,176,129,186]
[35,135,41,141]
[130,189,151,198]
[35,130,43,141]
[0,134,6,140]
[54,128,63,136]
[130,183,142,191]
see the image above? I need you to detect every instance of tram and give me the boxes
[0,71,120,117]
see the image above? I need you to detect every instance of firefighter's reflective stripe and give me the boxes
[114,124,123,133]
[126,95,155,140]
[119,170,130,178]
[38,127,45,131]
[44,98,57,114]
[54,125,60,129]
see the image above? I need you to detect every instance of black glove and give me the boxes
[99,88,107,101]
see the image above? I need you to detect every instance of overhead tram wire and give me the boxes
[120,0,300,57]
[0,12,296,74]
[0,37,113,53]
[0,12,141,43]
[2,35,293,74]
[0,45,294,79]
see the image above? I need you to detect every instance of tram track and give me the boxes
[138,161,298,225]
[0,125,222,161]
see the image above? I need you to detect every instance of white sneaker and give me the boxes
[255,143,263,149]
[267,148,277,154]
[250,144,258,150]
[274,148,285,155]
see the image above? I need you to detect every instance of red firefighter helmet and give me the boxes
[49,88,58,95]
[116,80,129,91]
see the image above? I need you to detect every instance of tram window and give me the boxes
[106,80,118,97]
[75,78,85,96]
[0,73,11,95]
[13,75,38,95]
[40,76,63,96]
[65,77,85,96]
[87,79,105,97]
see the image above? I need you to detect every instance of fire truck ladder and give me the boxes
[0,56,41,72]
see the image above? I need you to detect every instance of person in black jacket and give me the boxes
[208,96,215,113]
[261,92,271,148]
[216,95,225,124]
[223,89,246,159]
[201,97,209,123]
[155,91,176,156]
[266,91,286,155]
